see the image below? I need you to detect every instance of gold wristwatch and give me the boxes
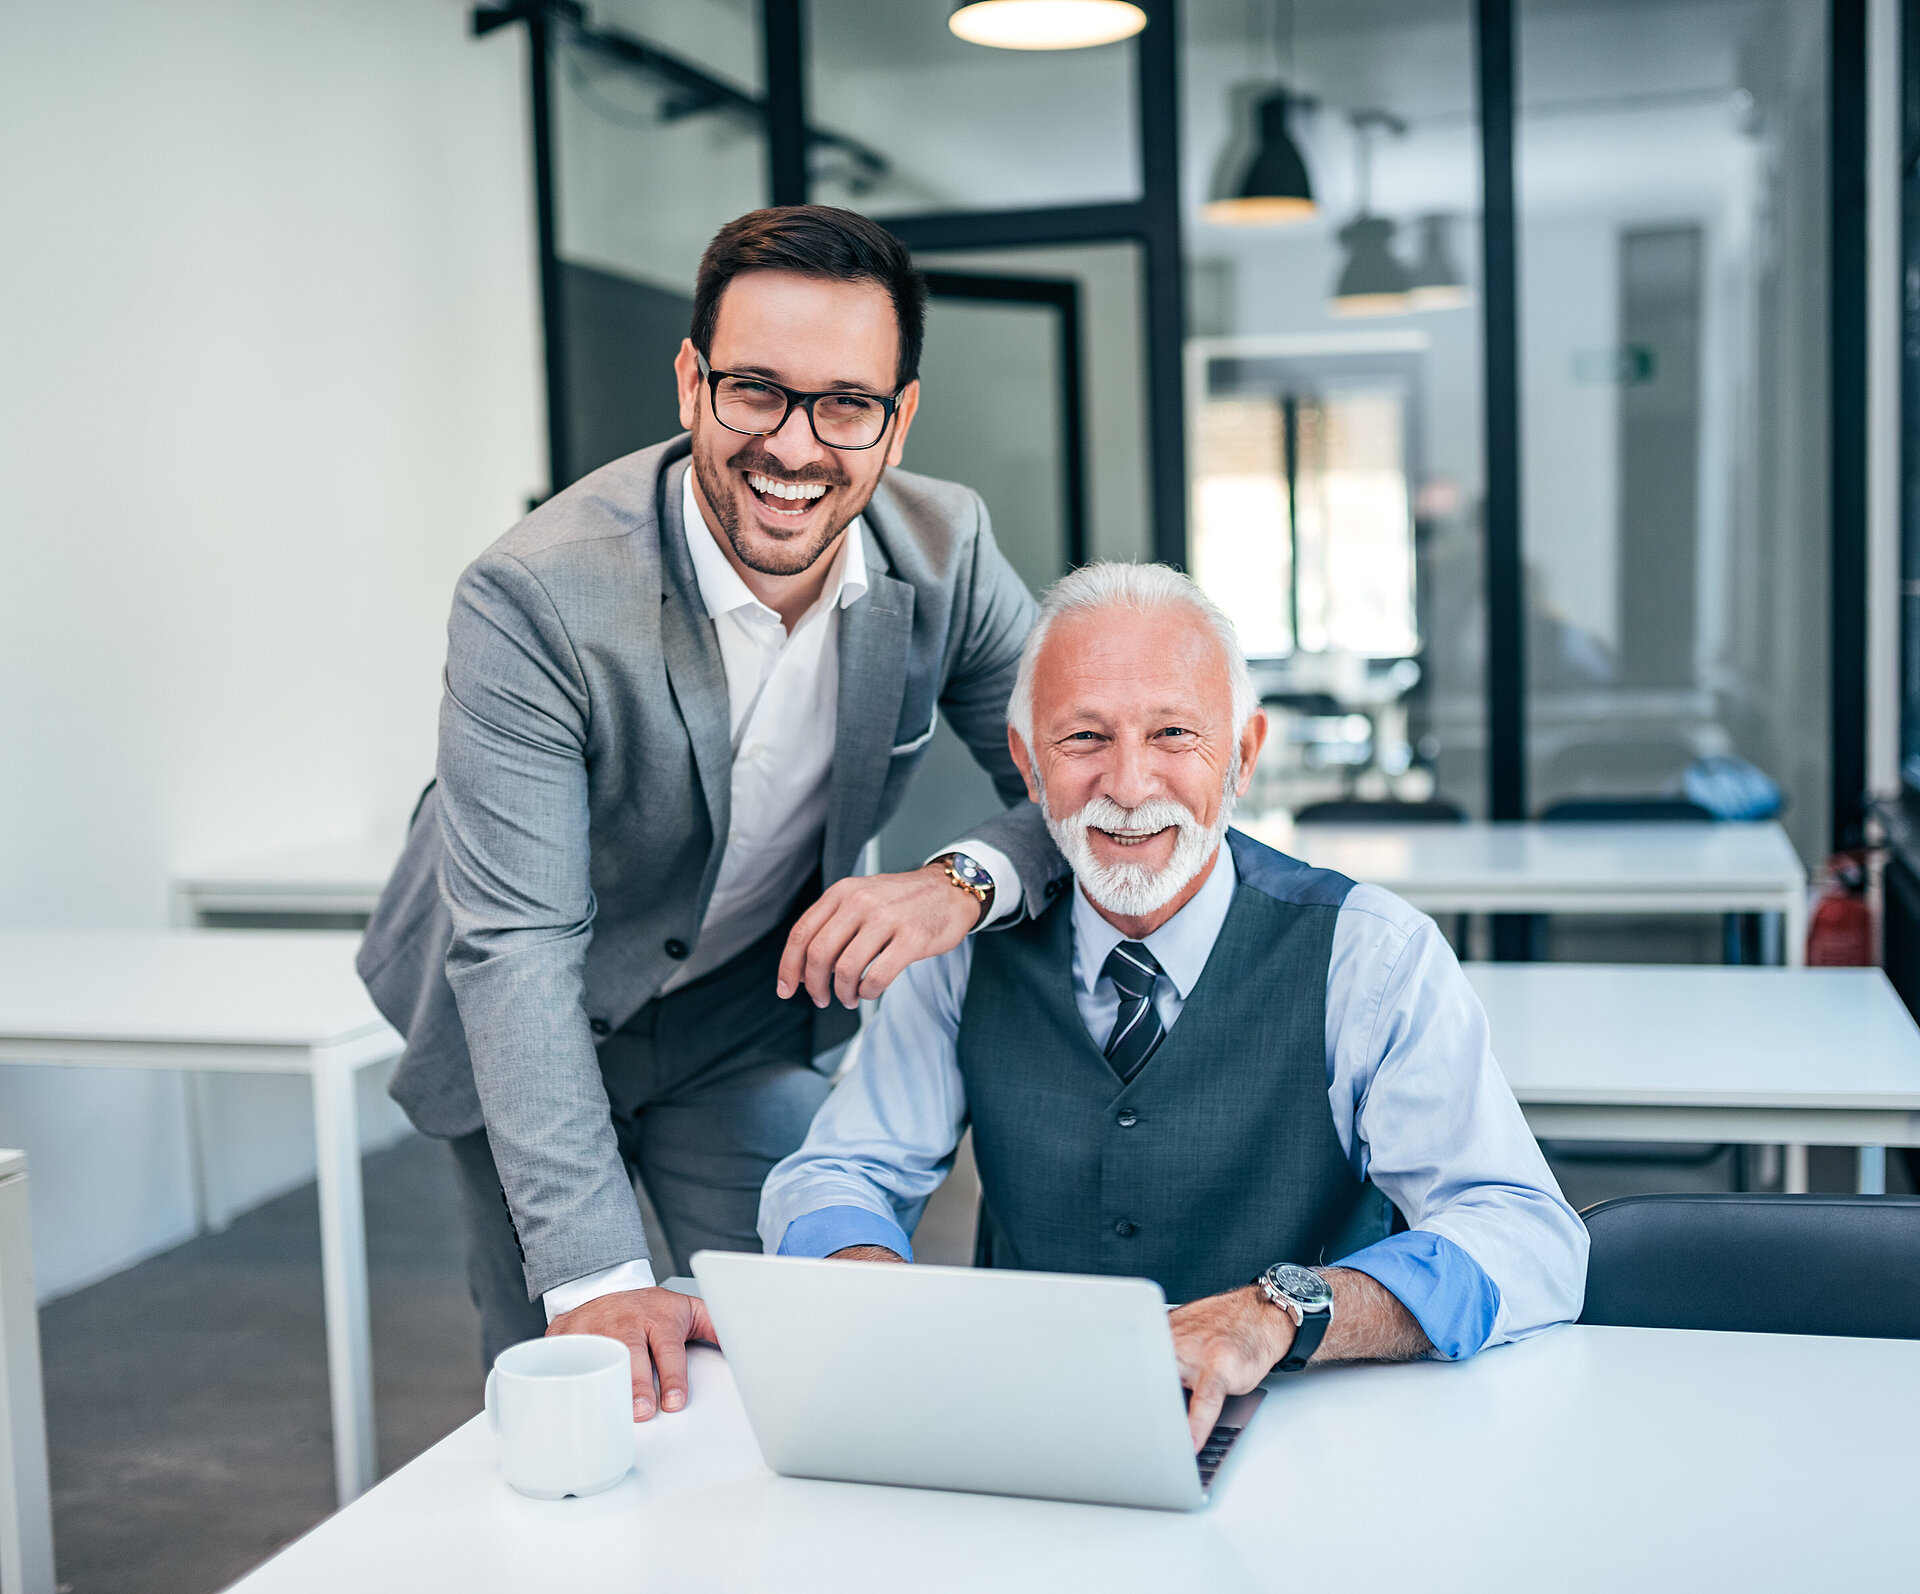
[930,851,995,928]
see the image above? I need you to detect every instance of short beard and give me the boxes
[691,429,874,578]
[1040,757,1240,921]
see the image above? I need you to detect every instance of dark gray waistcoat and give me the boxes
[957,829,1391,1305]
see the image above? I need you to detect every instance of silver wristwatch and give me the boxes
[1254,1263,1333,1372]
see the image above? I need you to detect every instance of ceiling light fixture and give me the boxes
[1329,110,1412,318]
[1406,213,1472,310]
[948,0,1147,50]
[1204,88,1316,225]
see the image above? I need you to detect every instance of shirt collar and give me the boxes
[1071,840,1239,1000]
[681,465,869,623]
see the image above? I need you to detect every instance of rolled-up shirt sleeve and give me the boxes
[1325,888,1589,1355]
[758,940,975,1256]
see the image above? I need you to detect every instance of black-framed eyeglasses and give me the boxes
[696,352,903,451]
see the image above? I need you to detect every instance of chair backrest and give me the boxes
[1293,798,1467,826]
[1580,1193,1920,1339]
[1539,797,1713,823]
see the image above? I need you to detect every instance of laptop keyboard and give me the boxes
[1191,1390,1265,1489]
[1195,1420,1243,1487]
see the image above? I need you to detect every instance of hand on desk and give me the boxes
[778,864,978,1010]
[546,1286,719,1422]
[1172,1269,1432,1451]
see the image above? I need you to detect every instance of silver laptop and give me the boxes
[690,1250,1263,1512]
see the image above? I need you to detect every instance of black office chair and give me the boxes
[1294,798,1469,948]
[1580,1193,1920,1339]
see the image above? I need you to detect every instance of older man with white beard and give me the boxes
[759,563,1587,1446]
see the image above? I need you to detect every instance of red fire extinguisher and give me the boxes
[1805,851,1874,966]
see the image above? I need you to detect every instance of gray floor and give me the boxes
[38,1099,1915,1592]
[40,1134,482,1594]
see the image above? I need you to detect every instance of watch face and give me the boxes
[951,854,988,887]
[1270,1264,1331,1308]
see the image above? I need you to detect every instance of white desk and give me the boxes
[225,1325,1919,1593]
[0,932,401,1507]
[0,1151,53,1594]
[1472,963,1920,1192]
[171,836,403,926]
[1268,819,1808,963]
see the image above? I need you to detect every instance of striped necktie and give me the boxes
[1101,941,1166,1084]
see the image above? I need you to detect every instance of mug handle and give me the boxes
[484,1368,500,1438]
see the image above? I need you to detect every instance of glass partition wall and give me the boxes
[476,0,1866,947]
[545,0,770,482]
[1518,0,1833,870]
[1182,0,1487,821]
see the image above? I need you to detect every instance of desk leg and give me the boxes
[0,1169,55,1594]
[183,1072,230,1235]
[1858,1146,1887,1195]
[1776,893,1808,1194]
[311,1058,375,1506]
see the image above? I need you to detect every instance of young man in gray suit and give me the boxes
[358,207,1063,1418]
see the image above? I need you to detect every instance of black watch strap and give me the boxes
[1275,1304,1331,1372]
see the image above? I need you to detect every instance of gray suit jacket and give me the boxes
[357,436,1065,1296]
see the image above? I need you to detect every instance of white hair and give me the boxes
[1007,561,1257,753]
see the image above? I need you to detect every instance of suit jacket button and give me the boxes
[664,938,689,960]
[589,1018,610,1037]
[1045,879,1065,898]
[1114,1219,1137,1237]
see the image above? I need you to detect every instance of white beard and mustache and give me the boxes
[1039,755,1241,920]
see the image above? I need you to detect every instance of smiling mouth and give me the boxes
[745,471,830,518]
[1094,826,1175,848]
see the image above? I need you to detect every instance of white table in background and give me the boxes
[224,1324,1918,1594]
[171,835,403,926]
[1471,963,1920,1192]
[1268,819,1808,963]
[0,932,400,1507]
[0,1151,54,1594]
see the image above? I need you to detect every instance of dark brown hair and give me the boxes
[692,206,926,390]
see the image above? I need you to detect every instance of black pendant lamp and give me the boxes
[1204,89,1316,226]
[1407,213,1472,310]
[949,0,1146,49]
[1331,217,1413,316]
[1328,111,1411,317]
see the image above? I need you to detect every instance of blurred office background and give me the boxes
[1,0,1913,1588]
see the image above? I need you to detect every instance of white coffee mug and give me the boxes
[485,1334,633,1500]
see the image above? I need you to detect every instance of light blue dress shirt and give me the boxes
[759,841,1589,1360]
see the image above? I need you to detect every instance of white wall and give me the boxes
[0,0,544,1297]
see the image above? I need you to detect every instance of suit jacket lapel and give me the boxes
[824,528,914,885]
[656,458,733,898]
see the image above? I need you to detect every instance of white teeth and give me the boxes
[747,472,828,502]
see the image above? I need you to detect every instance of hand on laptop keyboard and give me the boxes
[1170,1285,1296,1450]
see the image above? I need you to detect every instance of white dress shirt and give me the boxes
[544,470,1019,1318]
[759,840,1590,1357]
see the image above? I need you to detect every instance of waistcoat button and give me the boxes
[588,1018,610,1037]
[664,938,689,959]
[1114,1219,1137,1237]
[1117,1111,1138,1128]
